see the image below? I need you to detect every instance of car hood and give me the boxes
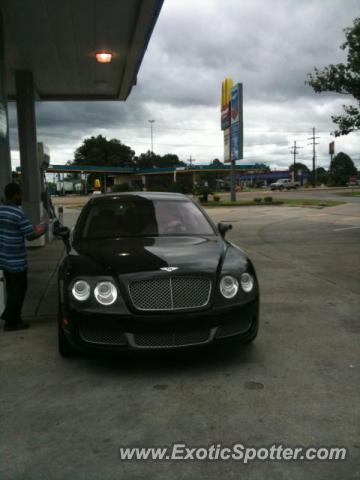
[71,236,225,275]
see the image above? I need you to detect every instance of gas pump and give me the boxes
[37,142,64,242]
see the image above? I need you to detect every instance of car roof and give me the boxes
[89,191,190,204]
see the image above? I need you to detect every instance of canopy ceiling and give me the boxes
[0,0,163,100]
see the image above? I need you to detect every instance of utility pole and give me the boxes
[188,155,193,167]
[229,100,236,202]
[289,141,303,181]
[148,119,155,153]
[308,127,319,187]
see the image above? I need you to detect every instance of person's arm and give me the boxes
[18,211,49,241]
[32,220,49,240]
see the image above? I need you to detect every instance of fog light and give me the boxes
[220,275,239,299]
[94,281,117,305]
[241,273,254,292]
[72,280,90,301]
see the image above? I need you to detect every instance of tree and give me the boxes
[73,135,136,167]
[136,151,186,169]
[211,158,224,167]
[158,154,186,168]
[315,167,329,185]
[254,163,270,172]
[309,167,329,186]
[306,17,360,136]
[328,152,357,185]
[289,162,310,180]
[136,151,161,169]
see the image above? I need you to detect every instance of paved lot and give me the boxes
[1,202,359,479]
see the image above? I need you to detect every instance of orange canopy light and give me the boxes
[95,52,112,63]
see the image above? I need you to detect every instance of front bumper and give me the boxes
[60,298,259,352]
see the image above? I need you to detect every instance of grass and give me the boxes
[203,200,283,207]
[279,198,345,207]
[202,198,345,208]
[336,190,360,197]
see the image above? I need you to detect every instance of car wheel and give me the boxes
[279,186,284,191]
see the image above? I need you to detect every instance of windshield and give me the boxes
[82,198,215,239]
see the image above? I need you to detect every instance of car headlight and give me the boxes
[241,272,254,292]
[220,275,239,299]
[72,280,91,301]
[94,281,117,306]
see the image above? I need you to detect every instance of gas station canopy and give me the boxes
[0,0,163,101]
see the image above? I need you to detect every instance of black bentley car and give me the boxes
[57,192,259,356]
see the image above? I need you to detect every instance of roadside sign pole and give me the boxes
[229,101,236,202]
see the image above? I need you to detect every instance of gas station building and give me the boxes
[0,0,164,241]
[44,162,275,193]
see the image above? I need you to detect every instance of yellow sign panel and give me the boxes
[221,77,233,108]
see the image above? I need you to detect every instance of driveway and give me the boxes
[0,203,359,480]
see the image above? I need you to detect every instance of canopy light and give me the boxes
[95,52,112,63]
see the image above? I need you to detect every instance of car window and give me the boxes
[82,199,215,239]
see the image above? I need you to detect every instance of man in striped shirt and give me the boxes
[0,183,48,331]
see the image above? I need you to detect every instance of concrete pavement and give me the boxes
[0,203,359,480]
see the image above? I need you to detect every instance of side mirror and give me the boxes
[54,225,71,250]
[218,222,232,238]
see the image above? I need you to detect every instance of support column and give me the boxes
[15,70,42,227]
[0,11,12,200]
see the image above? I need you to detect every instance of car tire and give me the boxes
[58,324,76,357]
[279,186,284,191]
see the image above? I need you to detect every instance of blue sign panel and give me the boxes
[231,123,240,161]
[231,86,240,124]
[230,83,243,160]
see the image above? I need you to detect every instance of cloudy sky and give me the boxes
[8,0,360,171]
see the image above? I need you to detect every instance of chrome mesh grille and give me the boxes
[128,276,211,311]
[134,330,210,348]
[79,326,127,346]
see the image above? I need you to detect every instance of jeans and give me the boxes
[1,270,28,327]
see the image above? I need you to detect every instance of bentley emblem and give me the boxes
[160,267,179,272]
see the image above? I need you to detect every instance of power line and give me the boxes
[308,127,320,187]
[289,140,303,181]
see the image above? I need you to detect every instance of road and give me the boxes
[1,202,359,480]
[218,187,360,204]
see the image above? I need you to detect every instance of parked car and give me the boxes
[56,192,259,356]
[270,178,300,191]
[347,179,360,187]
